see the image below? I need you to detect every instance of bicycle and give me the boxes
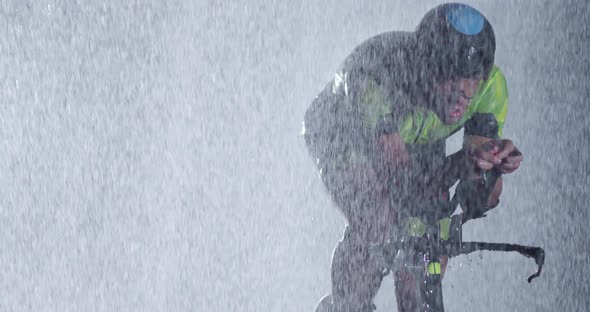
[315,167,545,312]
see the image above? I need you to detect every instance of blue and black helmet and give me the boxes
[416,3,496,80]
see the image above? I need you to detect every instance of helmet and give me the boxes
[415,3,496,80]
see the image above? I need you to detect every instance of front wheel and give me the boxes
[314,294,333,312]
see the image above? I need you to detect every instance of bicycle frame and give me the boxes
[314,169,545,312]
[377,168,545,312]
[379,216,544,311]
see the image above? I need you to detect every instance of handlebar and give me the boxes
[379,236,545,283]
[447,242,545,283]
[376,149,545,283]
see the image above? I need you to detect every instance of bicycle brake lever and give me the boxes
[527,247,545,283]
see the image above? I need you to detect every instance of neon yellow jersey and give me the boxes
[312,65,508,168]
[360,65,508,145]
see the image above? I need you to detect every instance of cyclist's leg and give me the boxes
[331,226,385,312]
[318,161,392,311]
[393,255,449,312]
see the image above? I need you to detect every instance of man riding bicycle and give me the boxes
[303,3,523,311]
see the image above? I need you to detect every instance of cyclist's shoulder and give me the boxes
[473,64,509,109]
[468,64,509,135]
[487,64,507,81]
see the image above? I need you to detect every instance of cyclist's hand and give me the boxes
[466,139,502,171]
[469,139,523,173]
[493,139,523,174]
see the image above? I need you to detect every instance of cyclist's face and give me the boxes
[437,78,481,124]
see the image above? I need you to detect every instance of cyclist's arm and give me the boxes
[353,75,431,202]
[461,65,511,208]
[375,132,465,202]
[464,65,515,166]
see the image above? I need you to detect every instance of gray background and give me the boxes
[1,0,588,311]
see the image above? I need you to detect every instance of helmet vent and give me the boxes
[445,3,484,35]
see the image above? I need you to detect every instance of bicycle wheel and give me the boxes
[394,267,444,312]
[314,294,333,312]
[418,272,444,311]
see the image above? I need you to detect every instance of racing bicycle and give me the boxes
[315,167,545,312]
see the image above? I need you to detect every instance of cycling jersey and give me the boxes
[304,31,508,171]
[360,65,507,145]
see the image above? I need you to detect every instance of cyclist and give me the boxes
[303,3,523,311]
